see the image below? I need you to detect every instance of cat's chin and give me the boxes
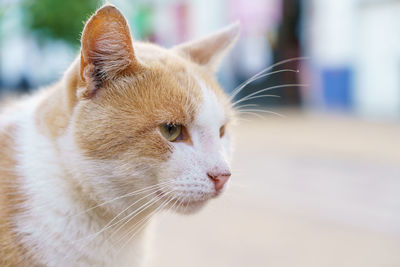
[172,198,210,214]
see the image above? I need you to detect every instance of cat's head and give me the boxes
[67,5,239,214]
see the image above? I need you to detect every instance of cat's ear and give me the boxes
[173,23,240,72]
[80,5,141,98]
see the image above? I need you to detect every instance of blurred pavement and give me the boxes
[147,111,400,267]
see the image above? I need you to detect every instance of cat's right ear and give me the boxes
[79,5,141,98]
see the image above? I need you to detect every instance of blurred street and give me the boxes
[147,112,400,267]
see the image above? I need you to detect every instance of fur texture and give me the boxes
[0,5,239,266]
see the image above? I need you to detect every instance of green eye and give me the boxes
[160,123,182,142]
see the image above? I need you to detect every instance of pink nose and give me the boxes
[207,172,231,192]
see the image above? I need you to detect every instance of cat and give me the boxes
[0,4,239,267]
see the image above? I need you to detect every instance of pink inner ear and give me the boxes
[80,5,139,87]
[174,22,240,72]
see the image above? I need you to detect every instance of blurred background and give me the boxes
[1,0,399,266]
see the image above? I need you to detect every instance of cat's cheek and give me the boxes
[220,134,233,163]
[157,146,207,191]
[156,145,197,184]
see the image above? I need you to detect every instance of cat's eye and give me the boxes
[160,123,183,142]
[219,125,226,138]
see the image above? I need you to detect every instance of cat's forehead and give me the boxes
[150,55,231,127]
[103,44,231,126]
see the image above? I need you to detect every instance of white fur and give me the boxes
[158,76,232,211]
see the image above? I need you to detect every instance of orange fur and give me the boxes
[0,125,33,266]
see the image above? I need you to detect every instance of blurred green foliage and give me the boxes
[22,0,100,47]
[131,4,154,40]
[0,7,5,20]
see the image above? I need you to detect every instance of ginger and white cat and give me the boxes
[0,5,239,266]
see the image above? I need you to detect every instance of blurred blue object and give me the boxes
[322,67,352,110]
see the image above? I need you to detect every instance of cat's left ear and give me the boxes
[173,23,240,72]
[80,5,141,98]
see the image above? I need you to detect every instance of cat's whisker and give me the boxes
[115,195,178,254]
[183,196,191,213]
[108,190,175,240]
[233,103,260,110]
[177,195,186,211]
[114,198,168,249]
[69,180,174,218]
[229,68,294,100]
[233,94,280,108]
[169,194,186,214]
[71,184,172,244]
[238,111,266,120]
[232,83,308,107]
[59,187,174,263]
[228,56,309,102]
[229,68,300,101]
[171,195,182,211]
[103,192,168,240]
[237,108,286,118]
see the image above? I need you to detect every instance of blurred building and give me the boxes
[0,0,284,95]
[303,0,400,119]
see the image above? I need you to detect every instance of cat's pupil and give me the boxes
[167,124,175,133]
